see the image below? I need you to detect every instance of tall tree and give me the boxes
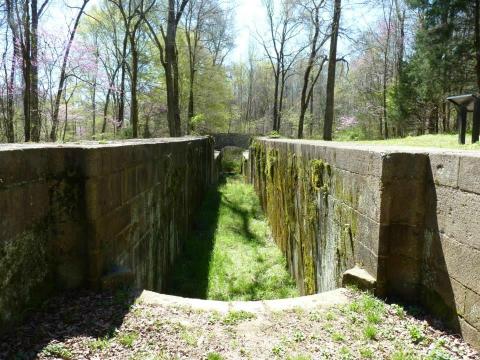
[298,0,328,138]
[323,0,341,141]
[147,0,189,137]
[475,0,480,90]
[4,0,17,142]
[6,0,49,142]
[123,0,154,138]
[381,0,393,139]
[50,0,89,141]
[260,0,303,132]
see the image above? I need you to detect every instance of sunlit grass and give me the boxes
[206,175,299,300]
[346,134,480,150]
[168,174,299,301]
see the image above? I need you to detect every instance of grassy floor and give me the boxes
[168,175,299,301]
[348,134,480,150]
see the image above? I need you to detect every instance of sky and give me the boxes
[41,0,381,64]
[229,0,381,63]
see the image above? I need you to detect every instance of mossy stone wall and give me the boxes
[249,139,385,295]
[0,137,214,331]
[248,138,480,349]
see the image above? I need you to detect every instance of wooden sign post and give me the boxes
[447,94,480,145]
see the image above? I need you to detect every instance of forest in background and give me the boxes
[0,0,479,143]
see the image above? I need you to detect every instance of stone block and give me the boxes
[122,167,138,202]
[0,183,48,242]
[93,204,132,244]
[81,148,103,178]
[353,212,382,256]
[354,241,380,280]
[385,254,421,300]
[458,154,480,194]
[381,224,423,260]
[421,269,467,318]
[380,179,426,226]
[342,265,376,291]
[429,234,480,294]
[433,186,480,250]
[331,169,382,221]
[327,147,383,177]
[459,318,480,350]
[428,153,459,188]
[381,152,428,181]
[0,148,48,187]
[464,289,480,330]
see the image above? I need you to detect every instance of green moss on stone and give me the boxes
[310,159,324,190]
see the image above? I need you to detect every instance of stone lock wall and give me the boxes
[0,137,214,330]
[421,151,480,347]
[249,138,480,348]
[211,133,252,150]
[249,139,387,295]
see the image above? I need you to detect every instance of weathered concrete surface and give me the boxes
[241,150,252,183]
[212,133,251,150]
[139,288,349,313]
[342,266,376,291]
[0,137,214,331]
[248,138,480,349]
[249,139,388,296]
[213,150,222,183]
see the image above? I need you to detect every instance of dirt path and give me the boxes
[1,288,478,359]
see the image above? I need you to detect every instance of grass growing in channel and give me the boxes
[168,174,299,300]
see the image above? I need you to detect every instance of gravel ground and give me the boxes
[0,289,478,360]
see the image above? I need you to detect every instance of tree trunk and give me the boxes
[185,25,199,135]
[272,71,280,131]
[383,59,389,139]
[129,32,139,138]
[30,0,41,141]
[50,0,88,141]
[298,7,320,139]
[323,0,341,141]
[172,48,182,135]
[309,82,314,138]
[117,31,128,129]
[165,0,182,137]
[278,71,286,131]
[6,32,16,143]
[187,74,194,134]
[382,1,393,140]
[475,0,480,90]
[62,99,68,142]
[22,0,31,142]
[102,88,112,134]
[92,84,96,136]
[394,0,405,79]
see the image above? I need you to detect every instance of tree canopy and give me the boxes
[0,0,478,143]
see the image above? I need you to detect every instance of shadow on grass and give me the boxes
[221,195,262,245]
[0,288,137,359]
[167,173,298,301]
[165,177,224,299]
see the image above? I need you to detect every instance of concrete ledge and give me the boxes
[138,288,350,313]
